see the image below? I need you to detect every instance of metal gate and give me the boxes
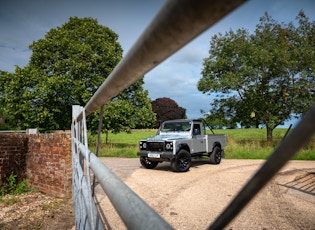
[71,0,315,229]
[72,105,173,229]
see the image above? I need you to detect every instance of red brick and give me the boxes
[0,132,73,198]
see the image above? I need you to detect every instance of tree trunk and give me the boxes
[105,130,109,144]
[266,126,273,142]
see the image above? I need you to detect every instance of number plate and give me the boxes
[148,153,160,158]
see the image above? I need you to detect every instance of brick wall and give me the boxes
[0,134,28,187]
[0,132,72,198]
[27,132,72,198]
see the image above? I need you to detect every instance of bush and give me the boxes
[0,173,32,196]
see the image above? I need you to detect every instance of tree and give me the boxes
[0,17,155,131]
[201,98,238,129]
[198,12,315,141]
[115,78,156,129]
[151,97,186,127]
[0,67,40,129]
[88,78,156,140]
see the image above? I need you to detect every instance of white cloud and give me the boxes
[144,53,210,119]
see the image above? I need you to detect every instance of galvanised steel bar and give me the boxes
[92,105,105,197]
[74,139,174,230]
[208,103,315,230]
[79,0,245,120]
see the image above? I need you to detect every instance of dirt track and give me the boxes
[95,158,315,230]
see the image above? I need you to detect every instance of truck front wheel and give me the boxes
[140,157,159,169]
[210,146,222,164]
[171,149,191,172]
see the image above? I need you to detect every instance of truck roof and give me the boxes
[162,119,203,123]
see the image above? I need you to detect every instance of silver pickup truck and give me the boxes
[137,119,227,172]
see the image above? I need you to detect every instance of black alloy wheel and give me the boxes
[171,149,191,172]
[210,146,221,164]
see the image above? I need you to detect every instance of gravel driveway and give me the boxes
[95,158,315,230]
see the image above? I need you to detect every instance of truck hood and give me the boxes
[146,134,190,141]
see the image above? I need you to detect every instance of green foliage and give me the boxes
[0,122,14,130]
[0,68,38,129]
[0,17,123,131]
[198,11,315,141]
[0,173,32,196]
[88,129,157,157]
[119,78,156,129]
[0,17,156,132]
[88,78,156,135]
[202,105,238,129]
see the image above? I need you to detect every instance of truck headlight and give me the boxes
[140,141,147,150]
[165,142,173,151]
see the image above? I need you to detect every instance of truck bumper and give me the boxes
[137,150,174,161]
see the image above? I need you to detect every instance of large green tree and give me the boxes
[89,78,156,136]
[198,12,315,141]
[0,17,155,131]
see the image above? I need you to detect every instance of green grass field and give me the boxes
[88,128,315,160]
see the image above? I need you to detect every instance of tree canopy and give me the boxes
[151,97,186,127]
[198,11,315,141]
[0,17,155,131]
[89,78,156,134]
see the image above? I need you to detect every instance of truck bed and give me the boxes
[205,134,227,152]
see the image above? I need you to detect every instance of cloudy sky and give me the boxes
[1,0,314,122]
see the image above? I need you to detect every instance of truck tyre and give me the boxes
[171,149,191,172]
[140,157,158,169]
[210,146,222,164]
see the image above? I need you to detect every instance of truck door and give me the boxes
[191,123,206,153]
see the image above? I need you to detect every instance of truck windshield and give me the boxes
[161,121,191,132]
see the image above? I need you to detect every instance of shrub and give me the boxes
[0,173,32,196]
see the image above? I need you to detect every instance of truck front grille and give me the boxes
[147,142,164,151]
